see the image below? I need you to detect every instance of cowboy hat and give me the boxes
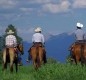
[7,30,14,34]
[34,27,42,32]
[80,23,83,28]
[76,22,83,28]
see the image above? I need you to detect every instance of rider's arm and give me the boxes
[32,35,35,43]
[13,36,17,46]
[41,34,45,44]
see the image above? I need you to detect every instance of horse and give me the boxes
[30,43,46,70]
[70,41,86,65]
[2,43,24,72]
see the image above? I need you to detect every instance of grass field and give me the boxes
[0,63,86,80]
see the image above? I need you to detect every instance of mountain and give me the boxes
[45,33,75,62]
[21,32,75,65]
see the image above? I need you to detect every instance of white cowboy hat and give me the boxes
[80,23,83,28]
[7,30,14,34]
[76,22,83,28]
[34,27,42,32]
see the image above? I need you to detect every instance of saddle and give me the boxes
[71,41,85,52]
[33,42,43,47]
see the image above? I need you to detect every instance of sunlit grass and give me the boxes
[0,63,86,80]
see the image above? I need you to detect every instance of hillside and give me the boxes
[45,33,75,62]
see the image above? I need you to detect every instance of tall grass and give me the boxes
[0,63,86,80]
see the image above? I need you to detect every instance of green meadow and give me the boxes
[0,63,86,80]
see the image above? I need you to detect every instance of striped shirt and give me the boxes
[5,35,17,47]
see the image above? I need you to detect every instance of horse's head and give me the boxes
[17,44,24,55]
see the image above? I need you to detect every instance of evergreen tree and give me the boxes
[3,24,23,44]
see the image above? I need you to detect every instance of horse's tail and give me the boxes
[6,48,10,62]
[36,46,40,64]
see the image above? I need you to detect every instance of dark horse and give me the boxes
[2,44,24,72]
[30,43,46,70]
[70,41,86,65]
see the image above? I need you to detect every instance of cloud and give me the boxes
[0,0,34,20]
[73,0,86,8]
[0,0,86,23]
[20,7,33,15]
[42,0,71,13]
[0,0,86,16]
[28,0,52,4]
[0,0,18,9]
[20,8,33,12]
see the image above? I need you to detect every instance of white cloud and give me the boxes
[0,0,18,9]
[28,0,52,4]
[73,0,86,8]
[20,7,33,14]
[42,0,71,13]
[20,8,33,12]
[0,0,86,23]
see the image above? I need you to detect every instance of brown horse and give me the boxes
[30,43,45,70]
[2,44,24,72]
[71,42,86,65]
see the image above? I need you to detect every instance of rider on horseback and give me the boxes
[5,30,18,55]
[27,27,47,63]
[69,22,85,60]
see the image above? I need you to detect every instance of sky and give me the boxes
[0,0,86,42]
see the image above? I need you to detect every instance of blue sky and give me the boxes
[0,0,86,42]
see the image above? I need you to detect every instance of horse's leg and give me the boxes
[33,59,38,70]
[10,59,14,72]
[31,47,39,70]
[74,57,77,65]
[31,53,37,70]
[15,56,18,73]
[83,55,86,65]
[82,45,86,65]
[38,50,43,67]
[9,49,14,72]
[43,48,47,64]
[34,56,38,70]
[75,56,80,65]
[3,61,7,71]
[33,56,38,70]
[2,49,7,70]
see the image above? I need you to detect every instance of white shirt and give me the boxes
[74,29,85,40]
[32,33,45,43]
[5,35,17,47]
